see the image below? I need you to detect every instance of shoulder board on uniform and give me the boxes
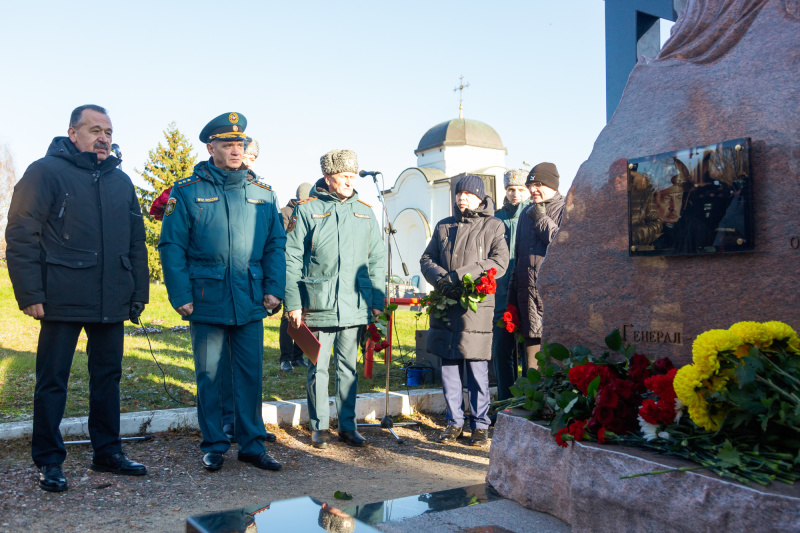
[358,199,372,208]
[297,197,317,205]
[250,181,272,191]
[175,177,200,188]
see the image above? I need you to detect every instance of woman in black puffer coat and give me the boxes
[420,175,508,446]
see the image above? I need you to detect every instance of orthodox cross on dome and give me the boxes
[453,75,470,119]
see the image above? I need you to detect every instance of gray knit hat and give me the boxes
[320,149,358,175]
[296,182,313,201]
[243,137,259,158]
[503,168,528,189]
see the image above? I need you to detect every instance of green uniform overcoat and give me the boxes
[284,179,385,327]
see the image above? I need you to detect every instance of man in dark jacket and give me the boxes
[278,182,313,372]
[159,112,286,472]
[420,175,509,446]
[492,169,531,401]
[5,104,149,492]
[507,162,566,370]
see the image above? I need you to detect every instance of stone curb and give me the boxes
[0,388,475,440]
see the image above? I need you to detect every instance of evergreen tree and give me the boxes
[135,123,197,281]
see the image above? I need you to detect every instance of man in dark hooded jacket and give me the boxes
[5,104,149,492]
[507,162,566,369]
[420,175,509,446]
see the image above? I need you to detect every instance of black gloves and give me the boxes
[129,302,145,324]
[529,202,547,221]
[437,271,461,299]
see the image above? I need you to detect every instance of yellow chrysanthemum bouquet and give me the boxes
[675,320,800,439]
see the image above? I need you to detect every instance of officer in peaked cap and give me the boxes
[159,112,286,472]
[199,111,248,143]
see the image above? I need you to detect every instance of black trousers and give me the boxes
[278,315,304,363]
[32,321,124,466]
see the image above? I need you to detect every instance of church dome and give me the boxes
[414,118,506,155]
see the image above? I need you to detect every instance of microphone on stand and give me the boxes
[359,170,381,178]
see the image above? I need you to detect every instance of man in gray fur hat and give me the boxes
[492,169,531,402]
[278,182,314,372]
[285,149,385,449]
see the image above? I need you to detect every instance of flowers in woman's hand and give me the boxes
[475,269,498,296]
[421,268,499,318]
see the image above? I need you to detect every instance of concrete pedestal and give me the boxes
[486,410,800,533]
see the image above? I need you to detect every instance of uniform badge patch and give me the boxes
[247,198,266,204]
[229,112,239,124]
[287,216,297,233]
[354,213,370,219]
[196,197,219,203]
[312,212,331,219]
[165,197,177,217]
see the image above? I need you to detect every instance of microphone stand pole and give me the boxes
[357,172,419,444]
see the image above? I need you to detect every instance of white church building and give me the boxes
[383,116,509,294]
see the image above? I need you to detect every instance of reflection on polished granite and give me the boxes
[186,484,500,532]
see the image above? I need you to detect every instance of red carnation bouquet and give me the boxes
[419,268,498,320]
[493,330,680,448]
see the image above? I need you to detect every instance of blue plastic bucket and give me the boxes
[407,368,423,387]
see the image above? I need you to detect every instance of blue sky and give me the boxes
[0,1,669,210]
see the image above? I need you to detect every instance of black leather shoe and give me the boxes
[263,431,277,442]
[202,452,224,471]
[292,358,309,368]
[91,453,147,476]
[470,428,490,446]
[338,430,368,447]
[38,464,68,492]
[311,430,331,449]
[238,451,282,471]
[437,425,463,444]
[223,423,237,443]
[280,361,293,372]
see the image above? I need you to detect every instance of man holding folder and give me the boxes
[285,149,385,449]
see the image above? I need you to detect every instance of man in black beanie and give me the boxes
[506,162,565,369]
